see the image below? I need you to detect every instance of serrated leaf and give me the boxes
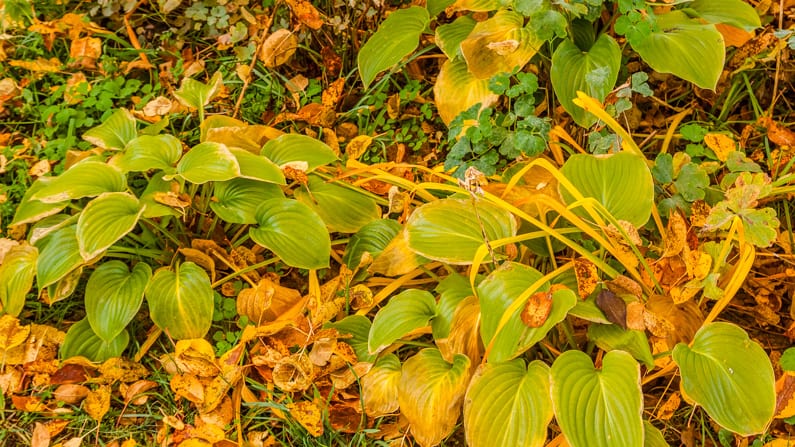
[77,192,144,260]
[35,225,83,290]
[587,323,654,368]
[464,360,552,447]
[358,6,429,88]
[434,57,499,125]
[436,16,476,59]
[460,10,543,80]
[249,198,330,270]
[85,261,151,343]
[173,71,223,110]
[342,218,402,270]
[210,178,284,224]
[324,315,375,363]
[361,354,402,416]
[10,177,68,226]
[477,262,577,362]
[631,11,724,90]
[60,318,129,362]
[560,152,654,228]
[82,109,137,150]
[672,322,775,435]
[145,262,214,340]
[260,134,338,171]
[551,350,643,447]
[294,175,381,233]
[175,142,240,184]
[229,148,285,184]
[117,134,182,173]
[688,0,761,31]
[398,349,470,447]
[368,289,437,354]
[30,161,126,203]
[551,34,621,128]
[0,244,38,316]
[406,198,517,264]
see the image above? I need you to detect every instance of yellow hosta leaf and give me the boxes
[703,133,736,162]
[362,354,402,417]
[288,400,324,437]
[85,385,111,422]
[460,10,542,80]
[433,58,498,125]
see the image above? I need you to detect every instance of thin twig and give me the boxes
[770,0,785,113]
[232,1,280,118]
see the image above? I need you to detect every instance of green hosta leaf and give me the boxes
[551,350,643,447]
[551,34,621,128]
[631,11,724,90]
[210,178,284,224]
[145,262,214,340]
[368,289,437,355]
[139,173,181,219]
[82,109,137,150]
[324,315,375,363]
[434,57,499,125]
[47,266,82,304]
[358,6,429,88]
[117,134,182,173]
[77,192,144,260]
[449,0,501,12]
[173,71,224,110]
[464,360,553,447]
[672,322,775,435]
[35,225,83,290]
[175,142,240,184]
[30,161,126,204]
[362,354,402,416]
[460,10,544,80]
[342,218,401,270]
[398,349,470,447]
[587,323,655,368]
[406,198,517,264]
[10,177,68,226]
[60,318,129,362]
[432,273,474,339]
[569,295,611,324]
[560,152,654,228]
[644,421,670,447]
[427,0,455,16]
[260,134,338,171]
[230,148,285,184]
[250,198,330,270]
[85,261,151,343]
[436,16,476,59]
[0,244,38,316]
[477,262,577,362]
[688,0,761,31]
[294,175,381,233]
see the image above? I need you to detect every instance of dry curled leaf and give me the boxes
[656,391,681,421]
[259,29,298,68]
[273,353,314,392]
[286,0,324,30]
[344,135,373,161]
[663,212,687,258]
[53,384,90,404]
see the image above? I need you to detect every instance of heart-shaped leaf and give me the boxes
[631,11,724,90]
[30,161,126,204]
[464,359,553,447]
[210,178,284,224]
[551,34,621,128]
[173,71,224,110]
[434,57,499,125]
[10,178,69,226]
[0,244,38,316]
[117,134,182,173]
[550,350,643,447]
[672,322,775,435]
[294,175,381,233]
[60,318,129,362]
[460,10,543,80]
[260,134,338,171]
[77,192,145,260]
[342,218,402,270]
[324,315,375,363]
[406,198,517,264]
[688,0,761,30]
[85,261,151,343]
[175,142,240,184]
[560,151,654,228]
[145,262,214,340]
[478,262,577,362]
[249,198,330,270]
[399,348,470,447]
[230,148,285,184]
[361,354,402,416]
[82,109,137,150]
[368,289,437,355]
[358,6,429,88]
[35,225,83,290]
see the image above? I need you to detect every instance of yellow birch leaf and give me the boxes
[344,135,373,161]
[288,400,324,437]
[9,58,62,72]
[259,29,298,68]
[703,133,736,162]
[85,385,111,422]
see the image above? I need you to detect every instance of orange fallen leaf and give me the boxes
[716,23,754,47]
[9,57,61,72]
[344,135,373,161]
[759,116,795,147]
[85,385,111,422]
[53,384,90,404]
[655,391,681,420]
[573,258,599,299]
[288,400,324,436]
[286,0,324,30]
[69,36,101,68]
[259,29,298,67]
[703,133,736,162]
[321,77,345,108]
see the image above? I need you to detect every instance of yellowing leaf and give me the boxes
[433,58,498,125]
[459,10,542,80]
[573,258,599,299]
[0,314,29,351]
[85,385,111,422]
[344,135,373,161]
[288,401,324,437]
[273,353,314,392]
[703,133,736,161]
[69,36,102,67]
[259,29,298,68]
[362,354,401,417]
[174,339,218,377]
[9,57,61,72]
[521,291,553,328]
[170,373,205,403]
[286,0,324,30]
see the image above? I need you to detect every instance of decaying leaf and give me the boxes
[98,357,148,383]
[171,373,205,403]
[286,0,324,30]
[69,36,101,68]
[663,212,687,258]
[344,135,373,161]
[173,339,219,377]
[625,301,646,331]
[85,385,111,422]
[604,275,643,299]
[237,277,302,324]
[273,353,314,392]
[775,372,795,419]
[595,289,627,329]
[259,29,298,68]
[288,400,324,437]
[656,391,681,420]
[521,291,553,328]
[703,133,736,162]
[0,314,30,352]
[123,380,159,405]
[53,384,90,404]
[573,258,599,299]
